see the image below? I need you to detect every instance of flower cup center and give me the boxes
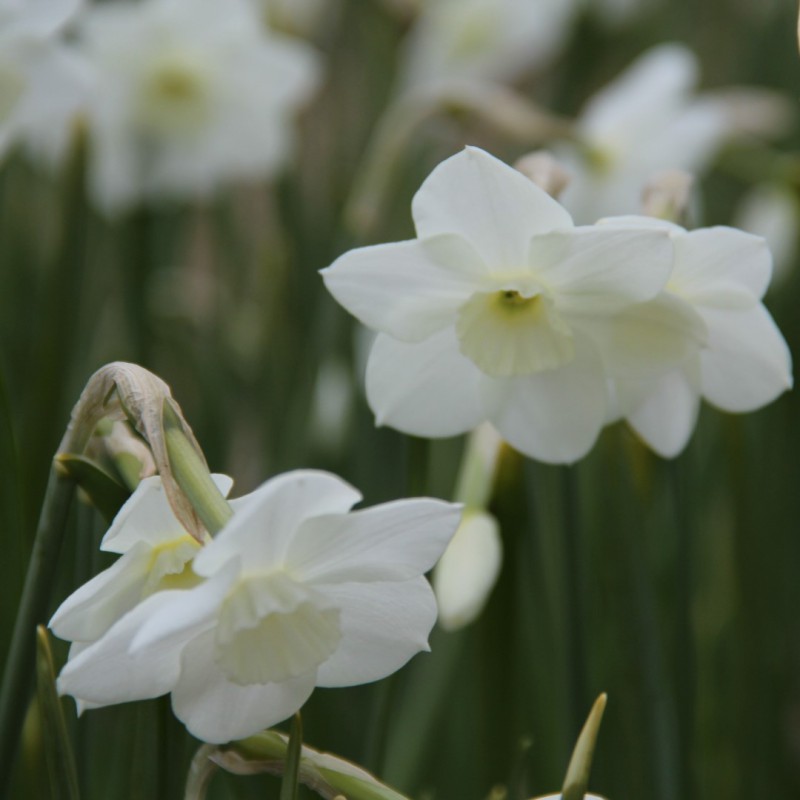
[455,287,576,377]
[143,534,203,595]
[215,572,341,686]
[136,50,212,136]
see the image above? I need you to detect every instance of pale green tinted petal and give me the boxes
[700,305,792,412]
[171,631,316,744]
[286,499,461,584]
[412,146,573,268]
[673,227,772,305]
[321,235,482,342]
[433,510,502,631]
[484,337,607,464]
[315,578,437,687]
[193,471,362,576]
[130,562,238,653]
[582,293,706,378]
[57,591,188,707]
[530,226,673,315]
[101,474,233,554]
[623,367,701,458]
[365,330,486,437]
[49,542,150,642]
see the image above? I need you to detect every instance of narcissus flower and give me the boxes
[322,146,690,464]
[77,0,319,212]
[399,0,575,91]
[558,44,783,223]
[601,216,793,456]
[0,0,91,164]
[55,470,461,743]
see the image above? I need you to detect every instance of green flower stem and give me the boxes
[185,732,412,800]
[162,402,233,536]
[280,714,303,800]
[35,626,80,800]
[453,422,504,509]
[0,459,80,792]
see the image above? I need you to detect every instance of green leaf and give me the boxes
[35,626,80,800]
[561,693,607,800]
[55,453,130,524]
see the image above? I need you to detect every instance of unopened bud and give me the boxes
[514,151,571,199]
[641,169,694,223]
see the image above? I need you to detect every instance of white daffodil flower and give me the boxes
[558,44,741,223]
[49,474,233,647]
[601,216,793,457]
[0,0,92,165]
[77,0,319,213]
[322,146,697,464]
[433,509,502,631]
[55,470,461,744]
[398,0,576,92]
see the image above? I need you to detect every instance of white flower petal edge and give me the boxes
[482,335,608,464]
[55,469,462,743]
[321,235,485,343]
[411,146,574,267]
[365,329,487,438]
[700,305,793,412]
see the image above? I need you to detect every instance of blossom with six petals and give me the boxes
[322,146,690,464]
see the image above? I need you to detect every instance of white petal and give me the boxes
[365,329,487,437]
[639,98,727,174]
[622,367,701,458]
[56,591,189,707]
[412,146,573,268]
[49,543,150,642]
[673,227,772,306]
[315,578,437,687]
[582,293,706,378]
[597,215,684,234]
[580,44,697,152]
[171,631,316,743]
[286,499,462,584]
[700,305,792,412]
[530,226,673,314]
[130,562,238,653]
[101,474,233,554]
[484,337,607,464]
[433,510,502,631]
[321,235,482,342]
[194,471,362,576]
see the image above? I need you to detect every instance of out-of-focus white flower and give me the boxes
[433,509,501,631]
[0,0,91,164]
[323,146,696,464]
[55,470,461,743]
[398,0,576,92]
[255,0,330,37]
[50,474,232,647]
[78,0,319,213]
[559,44,757,223]
[602,216,793,457]
[735,184,799,286]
